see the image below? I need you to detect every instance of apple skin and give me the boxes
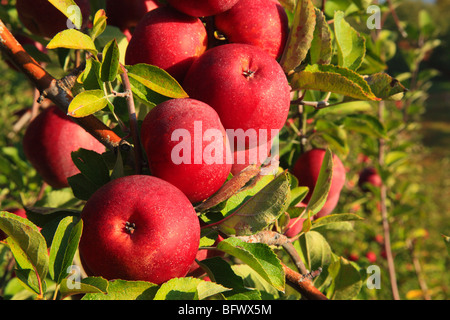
[78,175,200,284]
[22,106,105,189]
[166,0,240,17]
[15,0,91,39]
[125,6,208,82]
[215,0,289,59]
[0,208,27,241]
[183,43,291,150]
[358,167,382,192]
[366,251,377,263]
[140,98,232,204]
[106,0,160,39]
[291,149,346,218]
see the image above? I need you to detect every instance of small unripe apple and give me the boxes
[106,0,160,39]
[125,6,208,82]
[358,167,382,192]
[183,43,291,149]
[15,0,91,39]
[291,149,346,218]
[79,175,200,284]
[23,106,105,189]
[166,0,240,17]
[215,0,289,59]
[140,98,232,204]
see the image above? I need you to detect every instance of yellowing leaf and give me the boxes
[47,29,97,55]
[67,90,108,118]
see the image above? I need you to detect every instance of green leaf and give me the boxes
[48,0,82,30]
[310,8,332,65]
[71,148,110,187]
[327,256,363,300]
[280,0,316,73]
[82,279,158,300]
[47,29,97,56]
[343,114,387,139]
[312,213,363,229]
[290,64,380,101]
[60,276,109,299]
[78,57,102,90]
[306,148,333,215]
[94,25,129,64]
[198,257,260,300]
[289,186,309,207]
[49,216,83,284]
[314,119,349,155]
[126,64,188,99]
[217,238,285,291]
[364,73,408,100]
[217,171,291,236]
[299,231,332,275]
[90,9,107,41]
[443,235,450,256]
[67,173,101,201]
[334,11,366,71]
[316,101,373,117]
[67,90,109,118]
[0,211,49,295]
[101,39,120,83]
[154,277,230,300]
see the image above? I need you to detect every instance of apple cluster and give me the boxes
[14,0,348,284]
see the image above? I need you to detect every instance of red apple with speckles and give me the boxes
[125,6,208,82]
[166,0,240,17]
[358,167,382,192]
[106,0,161,40]
[16,0,91,38]
[23,106,105,189]
[78,175,200,284]
[183,43,291,150]
[140,98,231,204]
[291,149,346,218]
[215,0,289,59]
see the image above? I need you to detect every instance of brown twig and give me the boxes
[378,100,401,300]
[282,263,328,300]
[0,20,124,151]
[119,64,143,174]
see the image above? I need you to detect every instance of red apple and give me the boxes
[0,208,27,241]
[291,149,346,218]
[348,253,359,262]
[166,0,240,17]
[125,6,208,82]
[366,251,377,263]
[15,0,91,39]
[140,98,232,204]
[215,0,289,59]
[183,43,291,150]
[23,106,105,189]
[106,0,160,39]
[78,175,200,284]
[358,167,382,192]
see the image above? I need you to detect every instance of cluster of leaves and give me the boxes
[3,0,447,300]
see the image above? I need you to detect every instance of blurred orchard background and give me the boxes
[0,0,449,300]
